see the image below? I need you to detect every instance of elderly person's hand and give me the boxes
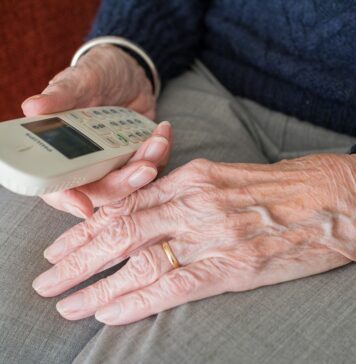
[32,154,356,325]
[21,45,172,218]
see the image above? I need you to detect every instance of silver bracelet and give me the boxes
[70,36,161,99]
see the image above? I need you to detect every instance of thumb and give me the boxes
[21,67,84,117]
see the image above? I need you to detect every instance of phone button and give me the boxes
[91,110,103,116]
[141,129,152,137]
[105,120,122,131]
[66,112,83,123]
[80,111,93,120]
[85,120,112,135]
[126,119,136,128]
[133,118,143,126]
[126,132,140,143]
[134,130,146,141]
[118,120,130,129]
[114,133,129,146]
[102,135,121,148]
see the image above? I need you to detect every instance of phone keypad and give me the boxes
[68,108,154,148]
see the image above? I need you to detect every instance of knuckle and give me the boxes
[203,259,231,282]
[126,249,158,284]
[111,193,138,216]
[96,206,114,220]
[93,220,123,254]
[160,201,186,228]
[132,291,152,311]
[117,215,140,241]
[184,158,211,177]
[236,185,257,203]
[187,158,211,170]
[93,215,140,256]
[89,278,114,305]
[160,270,197,297]
[62,253,89,277]
[178,189,216,215]
[49,67,72,84]
[152,175,173,196]
[77,220,95,240]
[198,188,223,208]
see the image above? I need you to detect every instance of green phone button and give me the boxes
[116,133,128,145]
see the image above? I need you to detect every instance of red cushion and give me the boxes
[0,0,100,121]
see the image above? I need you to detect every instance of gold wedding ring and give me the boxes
[162,241,180,269]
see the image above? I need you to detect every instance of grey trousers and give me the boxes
[1,62,356,364]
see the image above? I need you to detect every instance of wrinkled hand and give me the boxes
[21,44,172,218]
[32,154,356,325]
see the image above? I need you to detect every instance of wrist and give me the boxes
[71,36,160,99]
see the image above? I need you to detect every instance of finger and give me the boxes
[56,242,175,320]
[95,234,186,275]
[21,66,85,116]
[129,121,172,165]
[43,181,268,267]
[155,121,173,169]
[44,167,178,265]
[91,164,181,218]
[154,120,172,142]
[43,166,163,264]
[43,146,162,216]
[95,259,226,325]
[76,161,158,208]
[41,189,94,219]
[152,120,173,169]
[44,123,170,215]
[43,207,113,264]
[33,204,177,297]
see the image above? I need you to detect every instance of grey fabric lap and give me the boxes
[0,61,355,364]
[0,197,103,363]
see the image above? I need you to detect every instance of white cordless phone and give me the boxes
[0,106,157,196]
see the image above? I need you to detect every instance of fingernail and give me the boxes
[44,242,65,261]
[22,94,43,105]
[156,120,172,131]
[63,203,88,219]
[154,121,172,136]
[144,136,168,161]
[95,303,121,323]
[32,267,59,294]
[57,292,85,315]
[128,166,157,188]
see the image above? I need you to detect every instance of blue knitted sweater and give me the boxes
[88,0,356,138]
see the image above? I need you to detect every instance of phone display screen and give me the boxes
[22,117,102,159]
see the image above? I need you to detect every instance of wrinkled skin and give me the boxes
[32,154,356,325]
[22,44,172,218]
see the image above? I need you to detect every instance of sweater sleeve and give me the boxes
[87,0,206,83]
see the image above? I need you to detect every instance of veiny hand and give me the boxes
[32,154,356,325]
[21,44,172,218]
